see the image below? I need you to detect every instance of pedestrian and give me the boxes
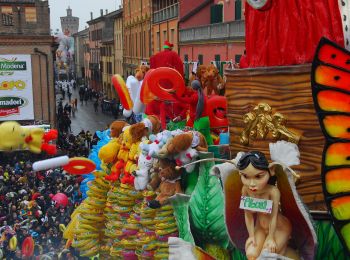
[67,91,72,102]
[93,99,98,113]
[74,98,78,111]
[84,92,89,105]
[61,88,65,100]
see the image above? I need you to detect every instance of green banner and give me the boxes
[0,61,27,71]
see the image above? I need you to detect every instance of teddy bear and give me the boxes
[105,126,133,182]
[129,115,162,141]
[140,130,173,158]
[133,151,156,191]
[202,64,225,96]
[158,131,208,158]
[148,158,182,209]
[98,121,129,166]
[174,147,199,173]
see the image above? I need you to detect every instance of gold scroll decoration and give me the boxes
[240,103,300,146]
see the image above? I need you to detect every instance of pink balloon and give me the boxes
[52,193,68,207]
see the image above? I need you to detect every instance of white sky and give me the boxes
[49,0,122,32]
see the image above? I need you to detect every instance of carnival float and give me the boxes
[1,0,350,259]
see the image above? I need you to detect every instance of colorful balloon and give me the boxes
[112,74,133,110]
[52,193,69,208]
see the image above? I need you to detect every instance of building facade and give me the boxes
[0,0,56,127]
[152,0,179,55]
[87,10,105,91]
[114,9,123,78]
[60,6,79,36]
[101,10,122,99]
[179,0,245,79]
[123,0,152,77]
[73,28,88,82]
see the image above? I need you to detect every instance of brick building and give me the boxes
[0,0,56,127]
[152,0,179,54]
[123,0,152,77]
[114,8,123,78]
[179,0,245,79]
[101,9,122,99]
[87,10,105,91]
[60,6,79,36]
[73,28,88,82]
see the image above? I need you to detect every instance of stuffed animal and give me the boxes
[202,64,225,96]
[141,130,173,158]
[148,158,182,208]
[98,121,128,165]
[174,148,199,173]
[0,121,57,155]
[133,152,156,190]
[158,131,208,158]
[129,115,162,141]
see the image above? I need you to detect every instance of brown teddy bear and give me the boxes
[148,158,182,209]
[158,131,208,158]
[202,64,225,96]
[129,115,162,143]
[110,120,129,138]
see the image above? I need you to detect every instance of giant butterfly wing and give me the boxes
[311,37,350,254]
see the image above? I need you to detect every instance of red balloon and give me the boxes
[206,95,229,129]
[52,193,68,208]
[112,74,133,110]
[22,236,34,257]
[147,67,185,101]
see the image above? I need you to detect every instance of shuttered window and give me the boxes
[210,4,223,24]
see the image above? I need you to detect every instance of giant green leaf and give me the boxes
[189,155,230,249]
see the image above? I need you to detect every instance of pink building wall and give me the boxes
[179,0,211,29]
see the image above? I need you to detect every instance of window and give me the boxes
[235,0,242,20]
[25,7,37,23]
[163,30,167,42]
[215,54,222,75]
[210,4,223,24]
[170,29,175,44]
[157,31,160,51]
[235,54,242,63]
[1,6,13,26]
[184,54,189,80]
[198,54,203,65]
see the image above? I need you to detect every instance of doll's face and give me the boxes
[239,163,270,194]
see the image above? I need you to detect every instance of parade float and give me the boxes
[1,1,348,259]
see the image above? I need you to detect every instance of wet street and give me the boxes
[57,86,117,135]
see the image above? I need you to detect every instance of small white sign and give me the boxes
[240,196,273,214]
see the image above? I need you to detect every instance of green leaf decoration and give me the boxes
[205,243,230,260]
[315,220,349,260]
[189,156,230,249]
[169,193,195,244]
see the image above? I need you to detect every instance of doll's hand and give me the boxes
[246,236,256,248]
[264,236,277,253]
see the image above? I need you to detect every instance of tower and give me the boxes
[60,6,79,36]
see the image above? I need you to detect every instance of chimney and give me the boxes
[105,9,108,15]
[90,12,93,20]
[100,9,103,16]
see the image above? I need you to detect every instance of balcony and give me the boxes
[153,3,178,24]
[179,20,245,43]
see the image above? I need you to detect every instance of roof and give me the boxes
[179,0,213,23]
[87,8,123,25]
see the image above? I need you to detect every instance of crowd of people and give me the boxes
[0,152,83,259]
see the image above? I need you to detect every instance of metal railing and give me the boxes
[179,20,245,42]
[153,3,178,23]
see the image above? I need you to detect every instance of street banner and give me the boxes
[0,55,34,120]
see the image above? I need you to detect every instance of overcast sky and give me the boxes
[49,0,122,32]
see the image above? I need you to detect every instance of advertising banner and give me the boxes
[0,55,34,121]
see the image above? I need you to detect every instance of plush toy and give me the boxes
[99,121,128,170]
[202,64,225,96]
[174,148,199,173]
[0,121,57,155]
[133,152,156,190]
[135,65,149,81]
[148,158,182,208]
[105,126,133,182]
[129,115,162,141]
[158,131,208,158]
[141,130,173,158]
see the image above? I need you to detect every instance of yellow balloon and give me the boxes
[9,236,17,251]
[59,224,66,233]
